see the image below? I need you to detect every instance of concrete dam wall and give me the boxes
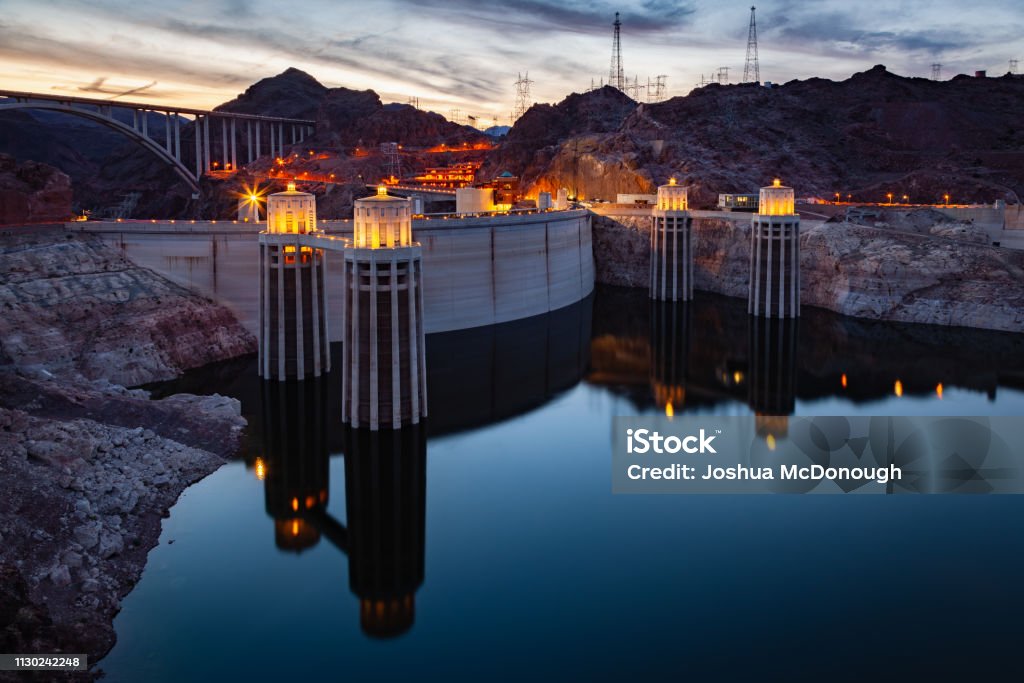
[68,210,595,337]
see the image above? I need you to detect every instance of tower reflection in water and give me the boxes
[650,301,690,416]
[747,316,799,446]
[256,379,426,638]
[589,292,799,425]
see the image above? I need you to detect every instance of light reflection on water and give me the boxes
[102,287,1024,682]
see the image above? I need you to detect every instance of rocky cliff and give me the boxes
[0,231,256,385]
[0,229,256,672]
[493,66,1024,207]
[0,154,72,225]
[593,212,1024,333]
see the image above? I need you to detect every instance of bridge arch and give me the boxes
[0,101,200,193]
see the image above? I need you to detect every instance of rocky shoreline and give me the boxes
[0,229,256,680]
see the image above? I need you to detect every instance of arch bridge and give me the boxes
[0,90,316,194]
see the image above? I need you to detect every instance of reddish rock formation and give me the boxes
[494,66,1024,207]
[214,67,329,120]
[0,229,256,385]
[481,86,638,187]
[0,154,72,224]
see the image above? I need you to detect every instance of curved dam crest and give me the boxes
[67,209,595,337]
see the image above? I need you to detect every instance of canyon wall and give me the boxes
[592,211,1024,333]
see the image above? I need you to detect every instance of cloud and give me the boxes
[76,77,160,99]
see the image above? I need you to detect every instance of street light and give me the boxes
[886,192,893,204]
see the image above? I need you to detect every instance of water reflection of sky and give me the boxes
[103,287,1024,681]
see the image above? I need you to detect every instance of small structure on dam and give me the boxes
[650,178,693,301]
[258,181,330,380]
[749,179,800,318]
[341,185,428,430]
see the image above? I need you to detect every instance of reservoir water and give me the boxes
[101,286,1024,681]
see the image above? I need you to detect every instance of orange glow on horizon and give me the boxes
[665,402,674,417]
[895,380,904,397]
[936,383,944,399]
[841,373,848,389]
[254,457,266,481]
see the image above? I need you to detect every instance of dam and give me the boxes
[67,208,595,336]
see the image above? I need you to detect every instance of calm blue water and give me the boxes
[102,287,1024,681]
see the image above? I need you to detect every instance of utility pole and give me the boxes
[743,6,760,84]
[931,63,942,80]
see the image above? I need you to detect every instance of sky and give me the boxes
[1,0,1022,126]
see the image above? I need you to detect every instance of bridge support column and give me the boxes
[164,113,171,152]
[279,123,284,155]
[193,116,201,180]
[141,109,147,138]
[203,116,211,174]
[247,121,253,164]
[221,118,228,170]
[270,124,275,160]
[256,121,262,159]
[174,114,181,160]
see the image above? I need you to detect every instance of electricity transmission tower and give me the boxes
[625,75,645,101]
[648,75,667,102]
[717,67,730,85]
[513,72,533,122]
[381,142,401,181]
[1011,60,1019,75]
[743,6,760,83]
[610,12,625,91]
[931,63,942,80]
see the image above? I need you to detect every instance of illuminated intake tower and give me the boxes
[749,179,800,318]
[341,186,428,430]
[650,178,693,301]
[258,182,330,380]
